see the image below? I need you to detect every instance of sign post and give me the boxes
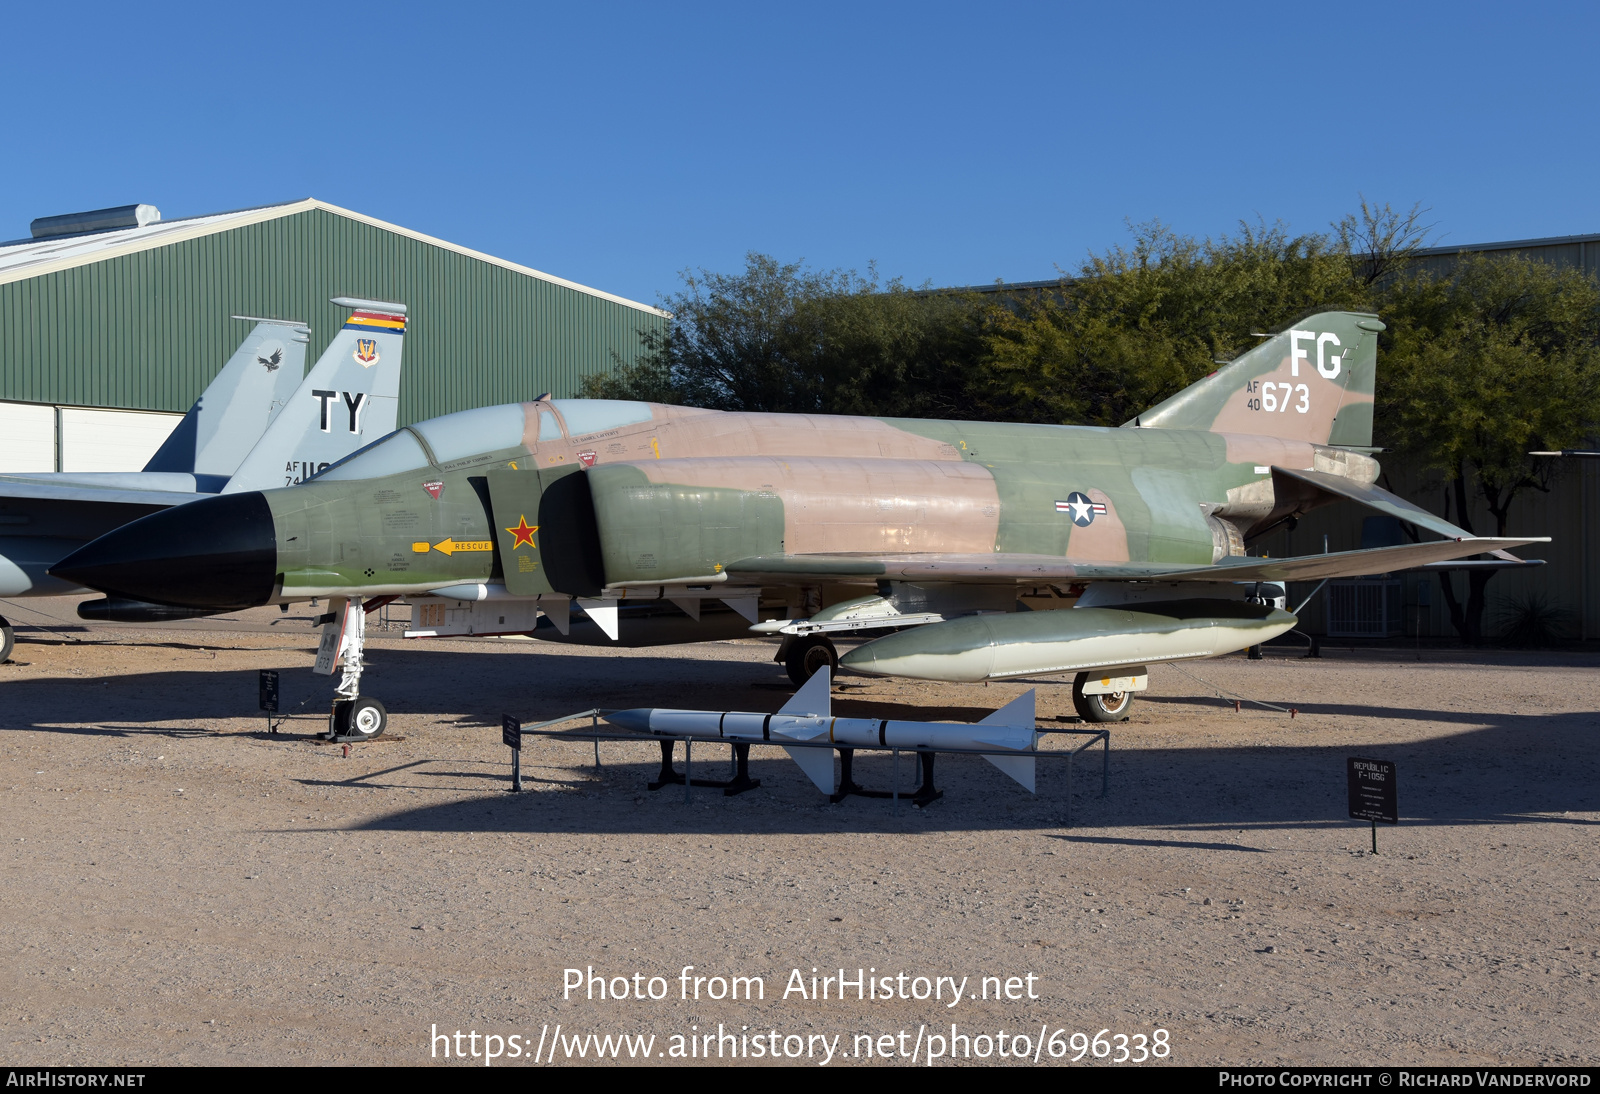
[1347,756,1398,853]
[258,670,280,735]
[503,715,522,792]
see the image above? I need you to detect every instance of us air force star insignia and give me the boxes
[1057,491,1097,526]
[505,516,539,549]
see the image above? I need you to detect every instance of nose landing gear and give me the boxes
[330,696,388,740]
[317,596,389,740]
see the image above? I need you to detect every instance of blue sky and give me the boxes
[3,1,1593,305]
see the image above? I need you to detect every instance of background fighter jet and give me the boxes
[54,311,1547,738]
[0,297,406,662]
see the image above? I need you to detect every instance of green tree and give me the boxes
[978,219,1370,425]
[582,253,993,417]
[1375,254,1600,641]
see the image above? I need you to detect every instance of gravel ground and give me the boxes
[1,596,1596,1067]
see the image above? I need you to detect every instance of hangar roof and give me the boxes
[0,197,667,316]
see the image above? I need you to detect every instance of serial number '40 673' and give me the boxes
[1244,379,1309,414]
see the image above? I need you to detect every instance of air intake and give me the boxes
[30,204,161,240]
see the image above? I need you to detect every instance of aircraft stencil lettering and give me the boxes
[1288,329,1343,378]
[53,311,1549,742]
[311,389,369,433]
[1244,379,1310,414]
[283,460,333,485]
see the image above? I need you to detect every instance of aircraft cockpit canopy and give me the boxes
[312,404,531,482]
[312,429,430,482]
[411,404,527,464]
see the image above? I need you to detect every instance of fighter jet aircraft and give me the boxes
[53,311,1547,738]
[0,297,406,661]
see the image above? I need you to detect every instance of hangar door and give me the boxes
[0,400,182,473]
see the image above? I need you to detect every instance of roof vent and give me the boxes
[30,204,161,240]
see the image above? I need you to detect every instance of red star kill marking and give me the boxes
[505,516,538,549]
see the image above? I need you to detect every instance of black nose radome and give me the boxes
[51,491,277,610]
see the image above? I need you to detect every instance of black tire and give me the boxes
[1072,671,1133,723]
[330,697,388,739]
[785,635,839,686]
[0,616,12,664]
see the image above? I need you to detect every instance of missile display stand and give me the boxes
[648,740,762,797]
[832,748,942,807]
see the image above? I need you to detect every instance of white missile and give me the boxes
[840,602,1298,683]
[604,668,1040,793]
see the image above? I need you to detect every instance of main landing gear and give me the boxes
[0,614,13,664]
[781,634,839,686]
[1072,671,1134,723]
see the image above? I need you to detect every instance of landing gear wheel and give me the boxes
[330,697,388,740]
[1072,672,1133,723]
[0,615,12,664]
[785,635,839,686]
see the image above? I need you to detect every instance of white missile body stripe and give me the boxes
[605,669,1039,793]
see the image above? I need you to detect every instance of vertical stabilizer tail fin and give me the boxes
[1125,311,1384,447]
[142,318,310,479]
[223,297,407,493]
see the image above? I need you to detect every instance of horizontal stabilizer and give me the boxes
[1168,537,1549,582]
[1271,466,1474,540]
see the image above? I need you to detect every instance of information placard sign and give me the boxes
[502,715,522,751]
[1347,756,1397,824]
[258,670,280,713]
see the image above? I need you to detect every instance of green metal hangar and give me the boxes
[0,199,668,472]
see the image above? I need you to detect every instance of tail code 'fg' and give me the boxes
[1126,311,1385,448]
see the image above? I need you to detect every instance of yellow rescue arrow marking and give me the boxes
[431,538,494,556]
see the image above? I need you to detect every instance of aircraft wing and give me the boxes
[0,475,208,509]
[723,536,1549,585]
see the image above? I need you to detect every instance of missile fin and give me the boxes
[984,753,1036,793]
[668,597,701,621]
[576,597,620,640]
[779,666,831,717]
[783,745,836,794]
[980,688,1036,728]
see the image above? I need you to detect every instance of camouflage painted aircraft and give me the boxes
[0,297,406,661]
[53,311,1546,738]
